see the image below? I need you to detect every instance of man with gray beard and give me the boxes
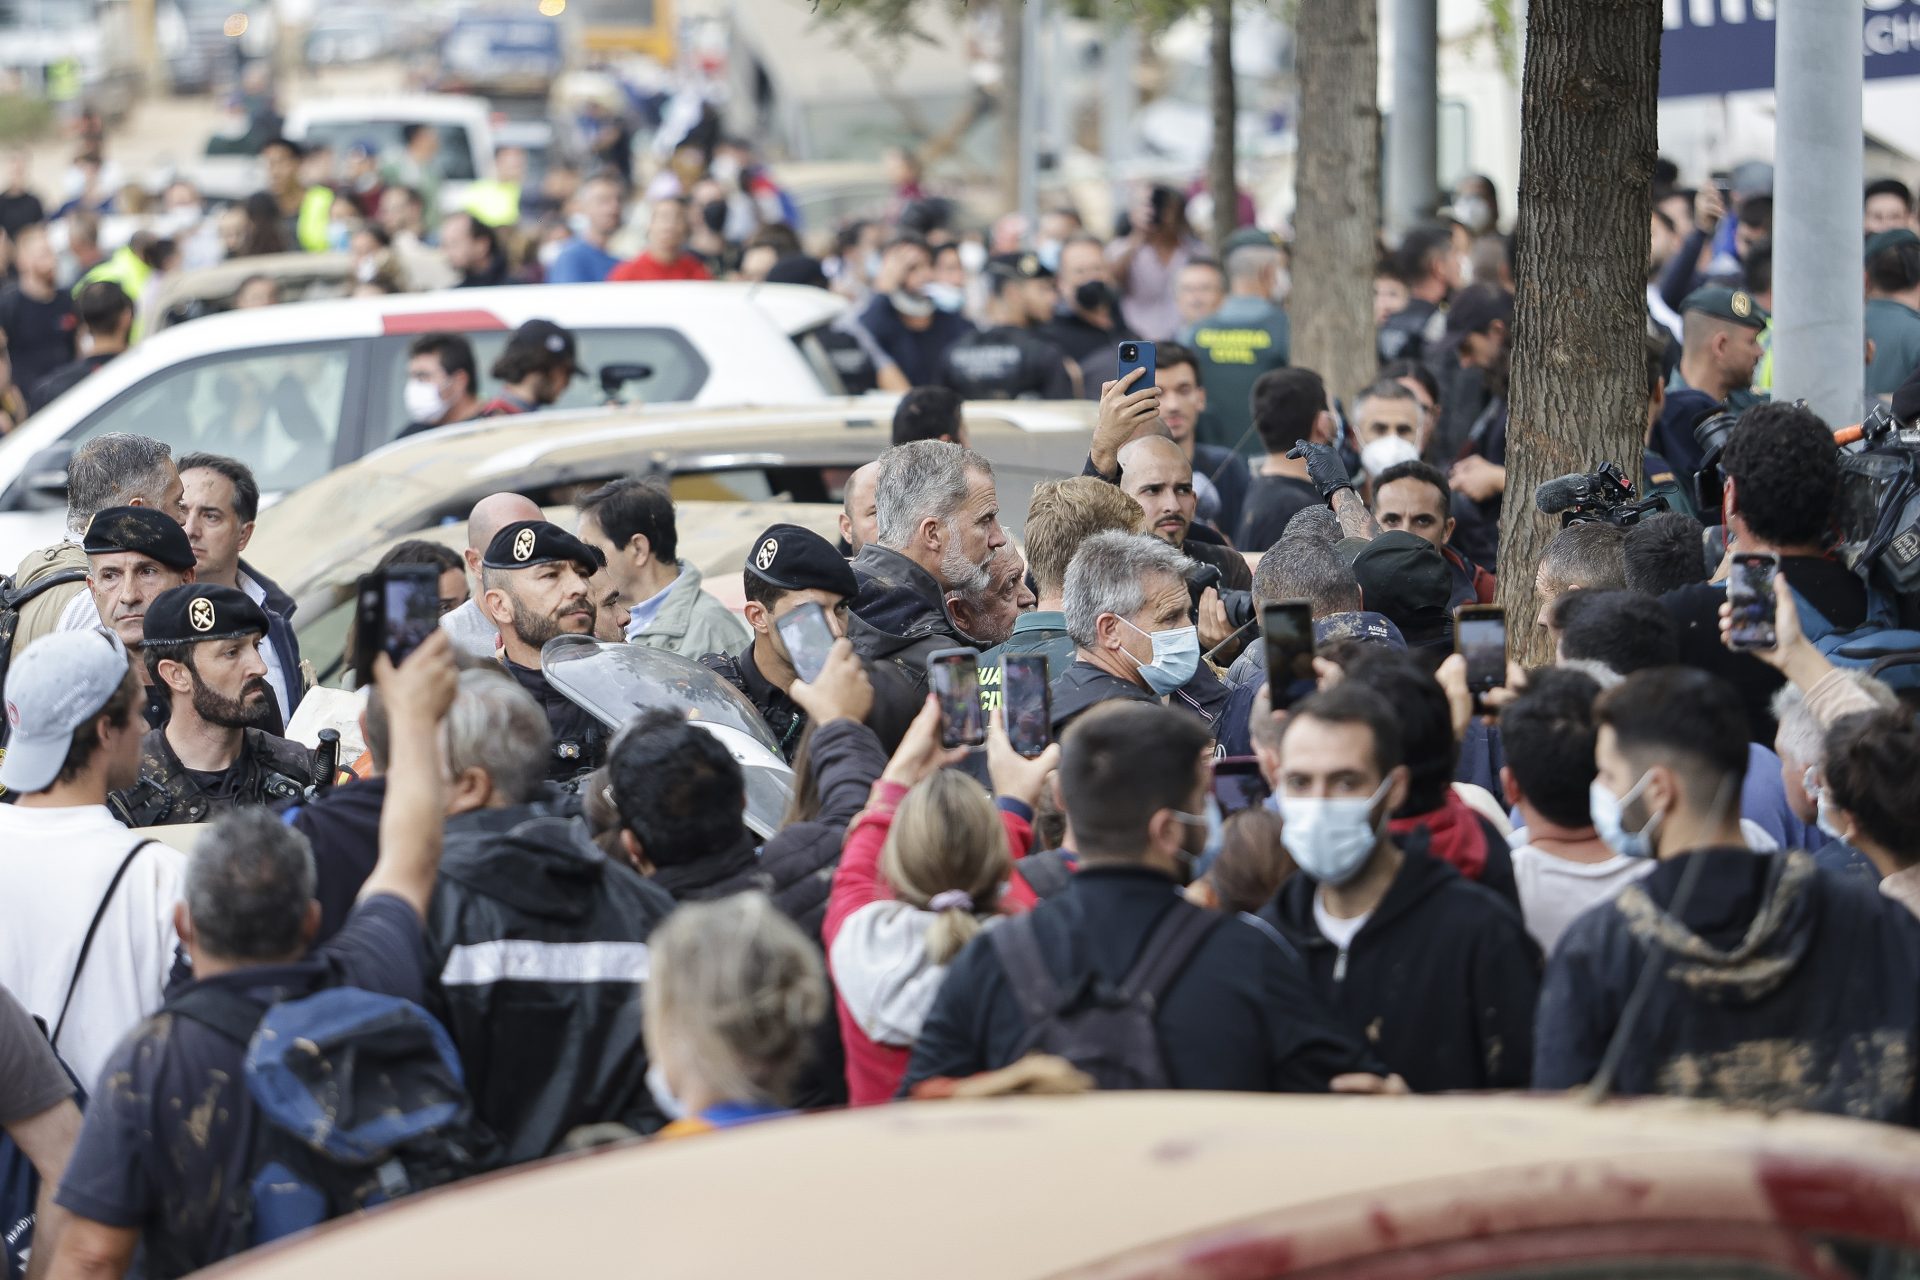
[847,440,1007,696]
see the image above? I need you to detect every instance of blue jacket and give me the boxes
[241,558,304,733]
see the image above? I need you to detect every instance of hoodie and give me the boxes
[1535,847,1920,1124]
[1389,789,1518,906]
[1260,835,1540,1092]
[424,803,676,1165]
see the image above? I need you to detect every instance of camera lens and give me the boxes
[1121,344,1136,360]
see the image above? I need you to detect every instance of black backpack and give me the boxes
[989,901,1219,1090]
[164,984,489,1246]
[0,569,88,753]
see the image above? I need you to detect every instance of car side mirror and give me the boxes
[23,443,73,497]
[599,363,654,404]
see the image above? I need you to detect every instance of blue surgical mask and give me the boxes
[923,280,965,313]
[1121,618,1199,696]
[1175,796,1226,879]
[1590,773,1661,859]
[1278,776,1391,885]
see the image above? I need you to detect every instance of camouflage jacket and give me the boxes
[109,727,316,827]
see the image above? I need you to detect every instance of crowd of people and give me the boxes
[4,81,1920,1280]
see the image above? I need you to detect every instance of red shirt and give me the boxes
[607,251,712,283]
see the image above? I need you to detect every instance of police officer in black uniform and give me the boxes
[78,505,197,731]
[109,584,317,826]
[477,518,609,783]
[936,253,1080,401]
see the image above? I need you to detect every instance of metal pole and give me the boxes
[1101,18,1139,226]
[1384,0,1438,238]
[1773,0,1863,424]
[1017,0,1044,240]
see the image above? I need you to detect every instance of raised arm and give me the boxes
[355,632,459,917]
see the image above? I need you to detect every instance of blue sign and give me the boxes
[1659,0,1920,99]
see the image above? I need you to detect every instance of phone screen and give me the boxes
[1727,553,1779,650]
[355,566,441,685]
[930,651,986,748]
[1262,602,1316,711]
[775,600,836,684]
[1456,608,1508,693]
[1212,757,1272,814]
[1002,653,1052,757]
[1117,339,1156,387]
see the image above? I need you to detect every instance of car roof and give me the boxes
[287,95,493,126]
[204,1093,1920,1280]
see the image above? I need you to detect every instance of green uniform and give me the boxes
[109,727,316,827]
[1187,295,1291,459]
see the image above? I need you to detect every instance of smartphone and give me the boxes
[353,565,442,686]
[775,600,836,684]
[1709,168,1733,202]
[1455,604,1508,696]
[1002,653,1052,758]
[928,648,986,748]
[1212,756,1272,814]
[1118,339,1156,388]
[1727,552,1780,651]
[1262,600,1316,712]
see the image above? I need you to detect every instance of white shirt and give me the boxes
[0,805,186,1090]
[1509,832,1656,957]
[1312,894,1371,953]
[439,598,499,662]
[56,583,99,632]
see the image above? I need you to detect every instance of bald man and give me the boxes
[840,461,880,557]
[1118,434,1251,593]
[440,491,543,659]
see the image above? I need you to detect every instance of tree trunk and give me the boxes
[1499,0,1660,664]
[998,0,1024,214]
[1208,0,1237,254]
[1290,0,1379,416]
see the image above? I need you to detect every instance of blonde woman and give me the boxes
[644,892,828,1138]
[824,695,1058,1103]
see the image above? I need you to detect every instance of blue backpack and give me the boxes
[164,985,488,1246]
[1793,585,1920,690]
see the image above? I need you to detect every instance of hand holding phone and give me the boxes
[353,565,443,687]
[928,648,986,748]
[1454,605,1508,698]
[775,600,837,684]
[1001,653,1052,758]
[1726,553,1780,651]
[1262,601,1316,712]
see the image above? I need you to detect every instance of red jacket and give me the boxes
[607,251,713,283]
[823,780,1036,1104]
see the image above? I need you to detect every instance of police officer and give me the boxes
[477,518,608,781]
[79,505,197,731]
[108,584,316,827]
[699,523,861,762]
[936,253,1079,400]
[1651,286,1767,491]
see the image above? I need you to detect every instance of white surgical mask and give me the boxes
[1360,435,1421,480]
[404,378,449,424]
[1804,765,1849,842]
[709,153,741,185]
[958,240,988,275]
[890,288,934,319]
[1590,772,1660,860]
[1120,618,1199,696]
[1278,776,1392,886]
[1454,194,1493,234]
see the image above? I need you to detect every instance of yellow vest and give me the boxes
[464,180,521,228]
[296,186,335,254]
[76,246,151,299]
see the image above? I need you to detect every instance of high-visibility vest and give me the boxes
[464,180,521,228]
[76,246,151,299]
[46,58,80,102]
[296,186,335,254]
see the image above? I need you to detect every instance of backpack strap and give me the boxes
[1119,902,1220,1008]
[164,985,269,1047]
[1,569,88,612]
[51,839,157,1048]
[987,914,1065,1028]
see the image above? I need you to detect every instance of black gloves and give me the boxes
[1287,441,1355,498]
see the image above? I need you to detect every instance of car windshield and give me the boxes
[300,121,479,181]
[542,638,793,838]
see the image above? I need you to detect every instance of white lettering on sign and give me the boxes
[1867,12,1920,52]
[1670,0,1893,28]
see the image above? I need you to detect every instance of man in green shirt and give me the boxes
[1865,228,1920,400]
[1188,228,1291,459]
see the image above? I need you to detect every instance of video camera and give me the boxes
[1835,403,1920,604]
[1533,462,1669,529]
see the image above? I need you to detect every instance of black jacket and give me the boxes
[847,543,973,697]
[240,557,304,732]
[903,864,1377,1092]
[648,827,773,903]
[758,718,887,945]
[1260,837,1541,1092]
[504,658,609,783]
[423,802,675,1166]
[288,775,386,943]
[1535,848,1920,1124]
[1050,658,1225,735]
[701,642,921,760]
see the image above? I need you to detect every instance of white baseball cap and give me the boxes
[0,628,134,795]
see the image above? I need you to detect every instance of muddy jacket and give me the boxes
[846,544,973,698]
[423,802,676,1166]
[1260,835,1541,1092]
[1534,847,1920,1124]
[109,727,316,827]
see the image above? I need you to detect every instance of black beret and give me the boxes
[986,251,1053,282]
[482,519,603,575]
[744,523,858,598]
[82,506,194,571]
[144,583,268,645]
[1350,532,1452,648]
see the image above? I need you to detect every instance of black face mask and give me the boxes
[1075,280,1117,314]
[701,200,728,233]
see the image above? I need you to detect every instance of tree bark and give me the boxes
[1291,0,1379,416]
[1499,0,1660,664]
[1208,0,1237,254]
[998,0,1024,215]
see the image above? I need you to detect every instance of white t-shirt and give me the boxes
[0,805,187,1091]
[1312,894,1372,953]
[1509,831,1656,957]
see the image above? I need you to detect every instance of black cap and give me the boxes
[986,251,1053,282]
[482,519,603,575]
[1680,286,1768,331]
[503,318,581,373]
[1351,532,1452,649]
[765,254,828,289]
[744,523,858,598]
[82,506,195,571]
[144,583,268,645]
[1438,285,1515,352]
[1866,228,1920,264]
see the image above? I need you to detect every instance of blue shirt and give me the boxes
[625,574,679,640]
[546,237,621,285]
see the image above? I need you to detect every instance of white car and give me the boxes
[286,95,498,218]
[0,282,848,567]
